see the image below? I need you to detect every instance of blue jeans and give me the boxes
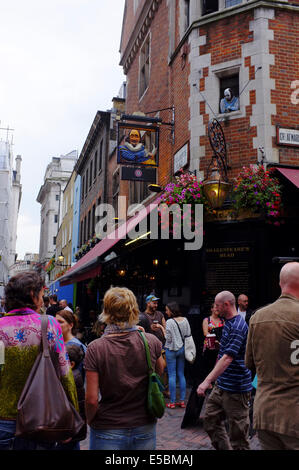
[0,420,56,450]
[165,346,186,403]
[89,423,156,450]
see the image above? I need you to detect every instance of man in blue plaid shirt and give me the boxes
[197,290,252,450]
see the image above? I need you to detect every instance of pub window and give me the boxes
[80,220,84,246]
[85,168,89,196]
[139,35,150,98]
[133,0,140,14]
[185,0,190,29]
[92,204,96,237]
[87,210,91,240]
[99,141,103,173]
[81,175,85,201]
[219,74,240,114]
[89,161,93,188]
[94,151,97,179]
[112,169,120,216]
[95,197,102,237]
[202,0,218,15]
[129,181,150,205]
[84,216,87,243]
[225,0,242,7]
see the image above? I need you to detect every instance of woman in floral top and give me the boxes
[0,271,79,450]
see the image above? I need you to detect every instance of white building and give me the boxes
[0,139,22,295]
[9,252,39,278]
[36,150,78,272]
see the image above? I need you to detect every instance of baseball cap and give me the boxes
[146,294,160,303]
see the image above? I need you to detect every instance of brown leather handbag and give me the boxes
[15,315,84,442]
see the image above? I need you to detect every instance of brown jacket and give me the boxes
[245,294,299,438]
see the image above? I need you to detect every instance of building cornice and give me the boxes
[169,0,299,65]
[119,0,162,74]
[36,177,70,204]
[75,111,110,175]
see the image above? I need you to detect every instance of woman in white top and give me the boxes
[164,302,191,409]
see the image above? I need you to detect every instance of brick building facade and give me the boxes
[114,0,299,313]
[60,0,299,325]
[120,0,299,183]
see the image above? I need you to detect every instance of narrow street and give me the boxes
[80,388,261,451]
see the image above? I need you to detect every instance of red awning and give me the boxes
[59,199,159,286]
[276,167,299,189]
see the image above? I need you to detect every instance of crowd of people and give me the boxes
[0,261,299,450]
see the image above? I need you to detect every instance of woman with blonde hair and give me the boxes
[85,286,165,450]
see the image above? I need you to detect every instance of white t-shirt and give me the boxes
[237,308,246,321]
[64,306,73,313]
[165,317,191,351]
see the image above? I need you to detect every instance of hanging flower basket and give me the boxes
[157,169,213,234]
[230,166,282,225]
[158,169,211,210]
[54,267,70,280]
[45,256,55,273]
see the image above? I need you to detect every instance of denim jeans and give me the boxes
[89,423,156,450]
[165,346,186,403]
[0,419,56,450]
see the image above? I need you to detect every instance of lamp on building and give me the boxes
[153,259,159,266]
[58,253,64,263]
[202,119,231,209]
[56,253,70,268]
[148,184,162,193]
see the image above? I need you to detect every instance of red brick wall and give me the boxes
[269,9,299,165]
[122,0,191,188]
[125,0,172,187]
[120,0,147,55]
[122,3,299,189]
[199,12,257,178]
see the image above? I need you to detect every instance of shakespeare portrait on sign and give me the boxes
[118,126,158,166]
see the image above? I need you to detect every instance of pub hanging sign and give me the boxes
[117,117,160,167]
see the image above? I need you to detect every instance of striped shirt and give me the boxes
[217,314,252,393]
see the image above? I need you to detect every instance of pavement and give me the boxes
[80,387,261,451]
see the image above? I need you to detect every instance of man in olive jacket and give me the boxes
[245,262,299,450]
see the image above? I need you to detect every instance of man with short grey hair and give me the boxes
[237,294,254,325]
[245,262,299,450]
[197,290,252,450]
[59,299,73,313]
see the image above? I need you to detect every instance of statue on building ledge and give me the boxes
[220,88,239,114]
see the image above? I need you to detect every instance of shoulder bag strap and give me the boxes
[173,318,185,345]
[138,330,154,374]
[41,314,50,357]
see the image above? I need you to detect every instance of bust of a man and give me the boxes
[220,88,239,113]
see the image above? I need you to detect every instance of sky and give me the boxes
[0,0,126,259]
